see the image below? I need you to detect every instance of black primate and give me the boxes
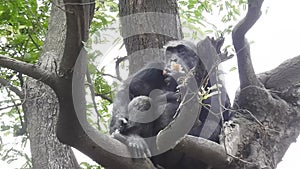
[109,61,181,158]
[164,40,231,140]
[109,40,231,168]
[128,62,178,100]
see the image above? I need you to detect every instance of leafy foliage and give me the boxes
[0,0,50,167]
[90,0,118,33]
[86,64,114,133]
[80,161,103,169]
[178,0,246,38]
[0,0,49,62]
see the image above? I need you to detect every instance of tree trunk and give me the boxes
[22,1,79,168]
[119,0,182,73]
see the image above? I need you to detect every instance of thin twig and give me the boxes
[86,71,103,131]
[95,93,113,103]
[0,103,22,111]
[0,77,24,98]
[101,73,121,82]
[115,56,128,81]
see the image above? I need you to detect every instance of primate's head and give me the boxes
[128,62,178,100]
[164,40,199,70]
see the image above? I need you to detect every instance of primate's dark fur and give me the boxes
[109,40,231,169]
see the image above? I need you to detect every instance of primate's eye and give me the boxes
[166,48,176,56]
[177,45,186,54]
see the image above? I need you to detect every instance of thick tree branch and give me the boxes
[54,1,157,168]
[59,0,93,77]
[0,55,57,88]
[232,0,264,89]
[51,1,154,168]
[176,135,229,168]
[55,80,156,168]
[230,1,300,169]
[259,55,300,91]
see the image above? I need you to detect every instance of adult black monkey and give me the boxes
[109,61,181,158]
[109,39,232,168]
[166,39,232,137]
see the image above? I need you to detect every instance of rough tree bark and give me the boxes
[22,1,80,168]
[119,0,182,73]
[0,0,299,169]
[227,0,300,168]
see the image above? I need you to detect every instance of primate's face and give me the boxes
[165,44,198,70]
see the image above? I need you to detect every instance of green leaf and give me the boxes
[229,66,237,72]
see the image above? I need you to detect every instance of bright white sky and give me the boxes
[1,0,300,168]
